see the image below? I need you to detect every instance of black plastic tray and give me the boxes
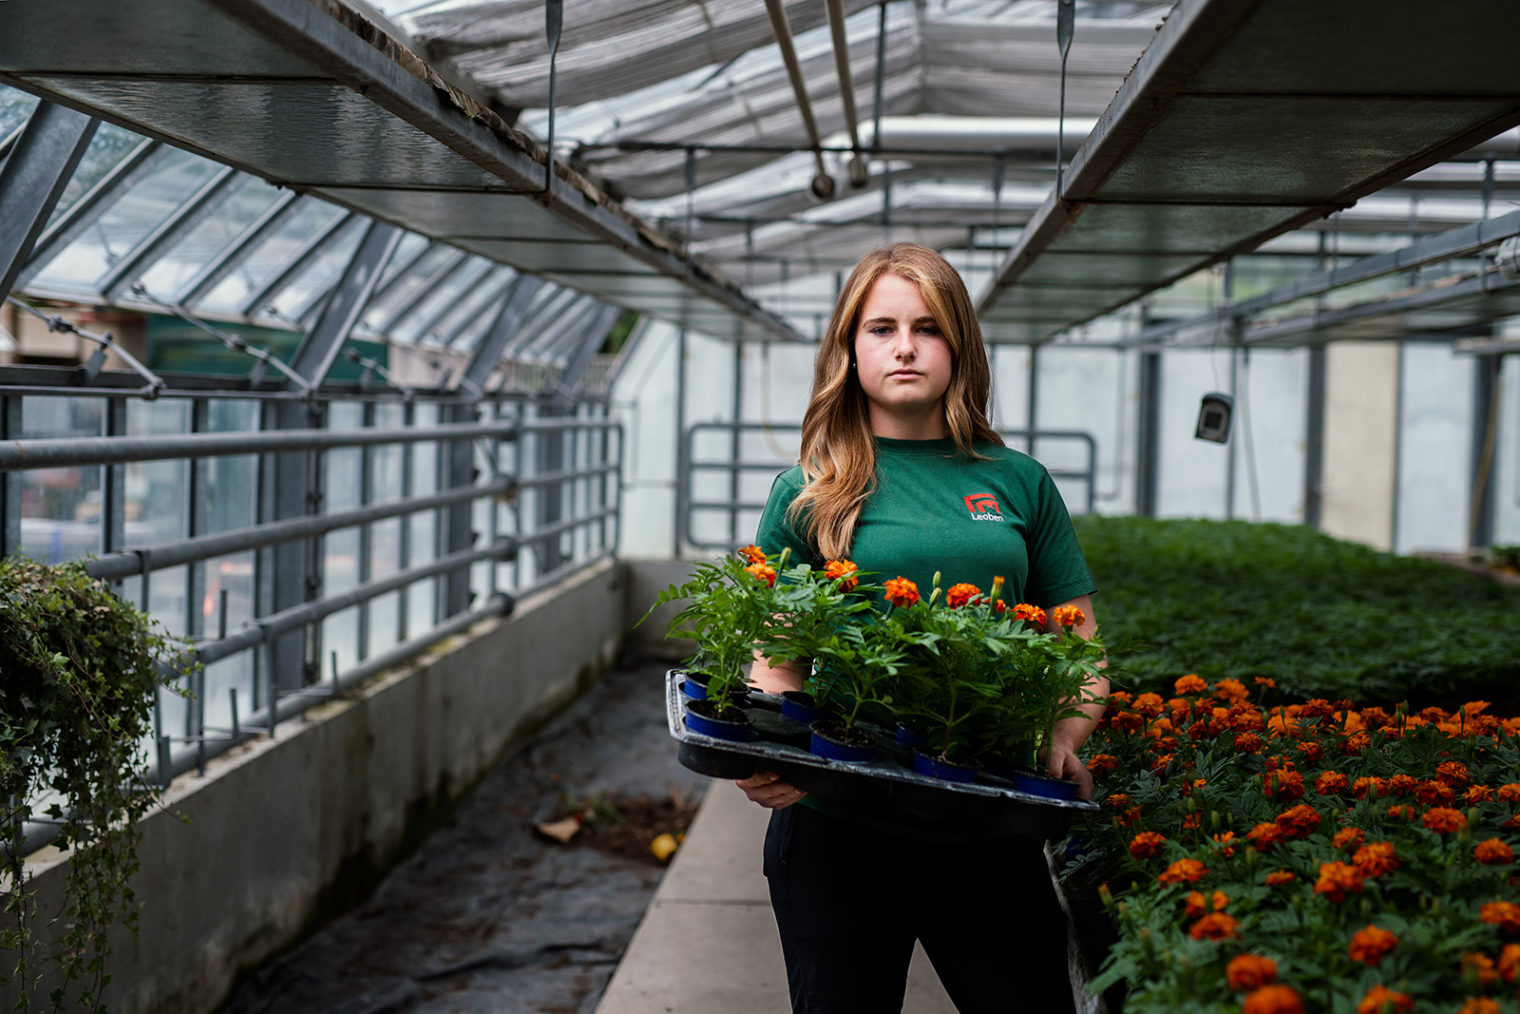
[665,670,1097,839]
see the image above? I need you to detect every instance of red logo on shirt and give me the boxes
[963,493,1005,522]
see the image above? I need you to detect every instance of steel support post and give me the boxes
[441,401,478,617]
[1470,352,1500,548]
[1303,344,1326,530]
[0,395,18,555]
[458,275,543,395]
[1025,344,1039,458]
[533,400,567,576]
[1135,350,1161,517]
[674,327,689,553]
[556,305,620,399]
[0,101,98,300]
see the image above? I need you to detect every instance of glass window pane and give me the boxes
[266,219,364,322]
[137,176,284,302]
[17,396,106,563]
[46,122,146,226]
[198,200,345,314]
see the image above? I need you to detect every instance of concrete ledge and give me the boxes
[3,559,625,1014]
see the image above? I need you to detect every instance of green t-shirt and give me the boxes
[753,436,1097,840]
[755,436,1095,609]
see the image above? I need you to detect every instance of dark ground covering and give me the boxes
[218,656,705,1014]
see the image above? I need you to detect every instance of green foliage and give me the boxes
[1073,516,1520,705]
[0,557,190,1012]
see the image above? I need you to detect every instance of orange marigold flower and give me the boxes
[944,582,980,608]
[1353,776,1387,799]
[1087,753,1118,776]
[1264,870,1297,887]
[1474,839,1515,865]
[1182,812,1202,832]
[823,559,858,591]
[1234,732,1265,754]
[1248,822,1286,852]
[883,577,919,607]
[1457,998,1499,1014]
[1158,858,1208,885]
[745,562,777,587]
[1465,785,1495,805]
[1254,676,1277,689]
[1184,890,1208,919]
[1243,984,1304,1014]
[1357,985,1412,1014]
[1212,831,1238,858]
[1175,674,1207,695]
[1052,603,1085,628]
[1276,804,1322,839]
[1011,602,1047,627]
[1263,769,1306,800]
[1133,692,1165,718]
[1314,861,1365,903]
[1104,793,1130,809]
[1230,706,1267,732]
[1480,901,1520,933]
[1129,831,1167,860]
[1462,951,1499,987]
[1214,678,1250,702]
[1119,805,1143,827]
[1333,827,1366,852]
[1226,954,1278,992]
[1299,698,1335,719]
[1150,753,1174,774]
[1316,771,1350,796]
[738,544,767,564]
[1387,804,1416,822]
[1417,779,1455,806]
[1189,912,1238,941]
[1422,806,1468,834]
[1438,761,1472,787]
[1498,943,1520,983]
[1348,925,1399,966]
[1387,774,1419,796]
[1497,783,1520,803]
[1352,842,1399,878]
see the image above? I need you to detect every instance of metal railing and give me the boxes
[679,421,1098,551]
[0,370,622,852]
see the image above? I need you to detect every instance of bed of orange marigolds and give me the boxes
[1068,676,1520,1013]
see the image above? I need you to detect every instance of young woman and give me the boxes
[739,242,1107,1014]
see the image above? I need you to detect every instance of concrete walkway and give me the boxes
[596,781,956,1013]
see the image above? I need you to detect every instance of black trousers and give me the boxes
[763,803,1077,1014]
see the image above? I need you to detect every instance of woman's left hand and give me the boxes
[1044,744,1095,800]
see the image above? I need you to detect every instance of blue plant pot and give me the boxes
[1012,771,1081,800]
[683,701,752,742]
[780,691,824,725]
[680,672,710,701]
[809,721,874,762]
[894,723,926,749]
[912,751,979,783]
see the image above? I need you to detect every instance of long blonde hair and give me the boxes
[789,243,1001,559]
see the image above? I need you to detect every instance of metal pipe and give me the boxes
[824,0,868,189]
[0,419,521,471]
[762,0,834,200]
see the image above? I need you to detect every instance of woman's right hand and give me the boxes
[736,770,807,809]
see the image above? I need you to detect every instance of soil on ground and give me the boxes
[217,656,707,1014]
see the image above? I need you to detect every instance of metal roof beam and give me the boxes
[177,187,303,307]
[241,209,356,319]
[553,303,621,401]
[0,101,98,299]
[286,220,402,390]
[455,275,544,398]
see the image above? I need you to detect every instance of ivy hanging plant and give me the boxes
[0,556,190,1012]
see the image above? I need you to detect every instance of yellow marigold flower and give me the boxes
[1243,984,1304,1014]
[1421,806,1468,834]
[1128,831,1167,860]
[1480,901,1520,933]
[1474,838,1515,865]
[1333,827,1366,852]
[1352,842,1399,878]
[738,544,766,564]
[1174,673,1207,695]
[1264,870,1296,887]
[1188,911,1238,941]
[1157,858,1207,885]
[1499,943,1520,984]
[1348,925,1398,966]
[823,559,859,591]
[1052,603,1085,628]
[1314,861,1365,903]
[1226,954,1277,992]
[744,562,777,587]
[1357,985,1412,1014]
[944,582,980,608]
[882,577,919,607]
